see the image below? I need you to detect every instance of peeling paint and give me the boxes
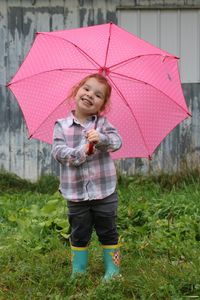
[97,8,105,24]
[0,153,6,160]
[79,8,87,26]
[8,7,23,40]
[23,15,33,36]
[106,11,118,23]
[87,8,95,25]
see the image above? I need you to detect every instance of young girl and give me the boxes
[52,73,122,280]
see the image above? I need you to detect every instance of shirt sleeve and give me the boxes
[51,121,87,166]
[95,117,122,152]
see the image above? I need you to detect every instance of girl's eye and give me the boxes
[84,87,89,91]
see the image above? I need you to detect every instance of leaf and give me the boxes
[54,218,68,229]
[8,214,17,222]
[40,199,59,215]
[60,232,70,239]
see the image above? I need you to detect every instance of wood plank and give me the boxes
[180,10,199,83]
[64,0,79,29]
[21,0,39,180]
[7,0,25,177]
[0,0,10,171]
[50,0,64,31]
[35,0,52,178]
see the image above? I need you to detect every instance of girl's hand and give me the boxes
[86,129,100,144]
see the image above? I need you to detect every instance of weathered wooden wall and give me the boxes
[0,0,200,180]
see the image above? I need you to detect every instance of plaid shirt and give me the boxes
[52,112,122,202]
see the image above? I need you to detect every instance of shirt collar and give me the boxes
[68,111,97,127]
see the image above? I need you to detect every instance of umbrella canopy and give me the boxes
[7,22,190,159]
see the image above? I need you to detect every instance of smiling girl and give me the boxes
[52,73,122,280]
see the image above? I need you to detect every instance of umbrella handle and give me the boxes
[87,116,98,155]
[88,142,94,155]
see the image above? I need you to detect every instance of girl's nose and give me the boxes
[87,90,93,98]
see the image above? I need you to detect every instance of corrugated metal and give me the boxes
[0,0,199,180]
[118,8,200,83]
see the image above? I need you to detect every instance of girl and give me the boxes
[52,73,122,280]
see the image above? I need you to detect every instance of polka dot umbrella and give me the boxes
[7,22,190,159]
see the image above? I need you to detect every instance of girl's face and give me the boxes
[75,78,106,118]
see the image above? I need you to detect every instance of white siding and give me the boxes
[118,9,200,83]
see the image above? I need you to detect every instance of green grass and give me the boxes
[1,170,200,299]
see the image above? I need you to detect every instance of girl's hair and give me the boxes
[67,73,112,112]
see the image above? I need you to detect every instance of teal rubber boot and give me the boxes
[71,246,88,278]
[102,245,120,280]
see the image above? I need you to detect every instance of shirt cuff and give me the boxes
[95,133,109,147]
[70,145,87,166]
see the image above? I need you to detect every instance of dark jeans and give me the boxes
[67,192,119,247]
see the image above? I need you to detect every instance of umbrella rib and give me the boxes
[111,71,190,116]
[104,22,112,67]
[7,68,97,86]
[39,33,101,69]
[109,54,178,71]
[28,96,70,139]
[107,74,151,157]
[110,56,142,70]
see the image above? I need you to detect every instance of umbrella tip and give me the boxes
[148,155,152,160]
[98,67,110,76]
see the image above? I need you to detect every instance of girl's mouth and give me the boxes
[81,98,93,106]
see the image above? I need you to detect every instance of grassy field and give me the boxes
[1,171,200,299]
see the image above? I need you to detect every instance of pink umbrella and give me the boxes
[7,22,190,159]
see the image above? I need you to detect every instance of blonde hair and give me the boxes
[67,73,112,112]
